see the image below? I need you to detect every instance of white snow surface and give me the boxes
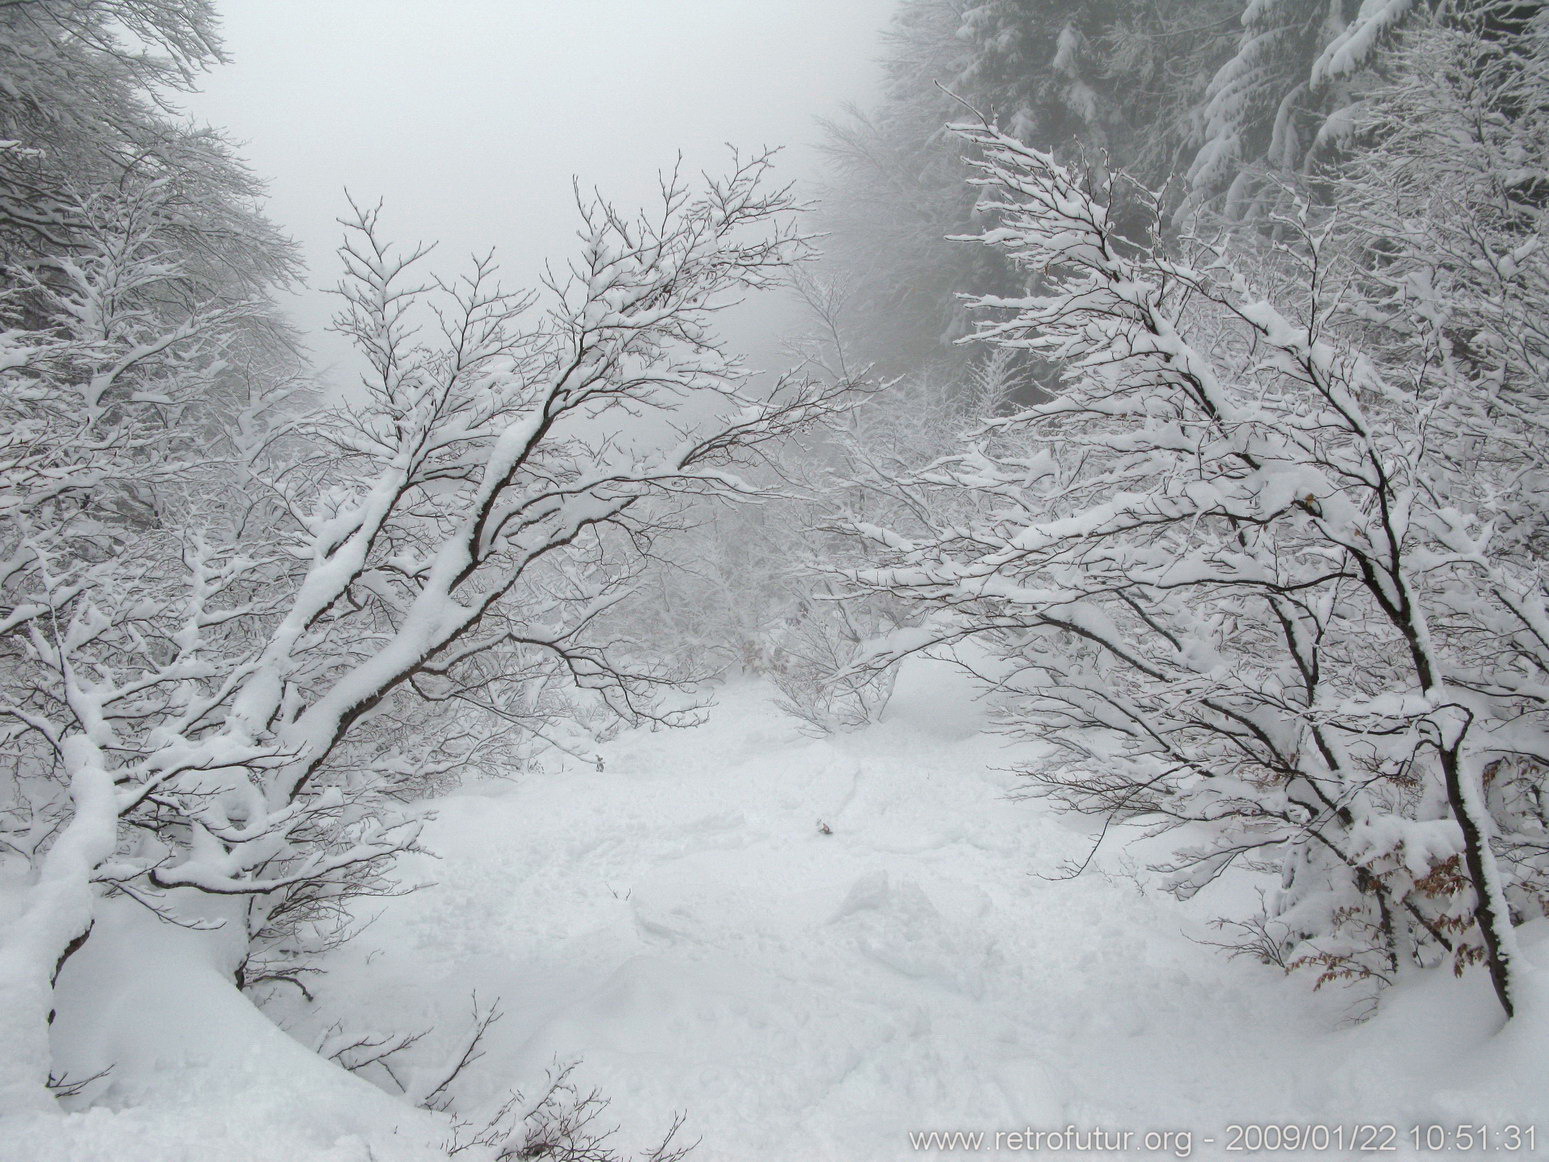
[7,658,1549,1160]
[5,900,452,1161]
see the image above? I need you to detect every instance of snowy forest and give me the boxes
[3,1,1549,1159]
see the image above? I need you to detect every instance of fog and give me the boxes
[186,0,897,385]
[12,3,1549,1157]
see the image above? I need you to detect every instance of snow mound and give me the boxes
[5,901,451,1162]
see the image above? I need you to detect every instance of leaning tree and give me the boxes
[0,153,853,1110]
[838,118,1548,1019]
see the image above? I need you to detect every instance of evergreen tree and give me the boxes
[818,0,1238,380]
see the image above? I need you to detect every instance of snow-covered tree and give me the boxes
[0,155,852,1111]
[0,0,296,294]
[818,0,1240,380]
[840,121,1549,1018]
[816,0,1011,379]
[1333,1,1549,408]
[1180,0,1526,217]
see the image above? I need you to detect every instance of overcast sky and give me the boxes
[186,0,899,384]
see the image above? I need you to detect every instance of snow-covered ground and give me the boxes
[9,659,1548,1161]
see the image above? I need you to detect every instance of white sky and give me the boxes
[186,0,899,384]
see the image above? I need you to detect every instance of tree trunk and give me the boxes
[1441,742,1519,1019]
[0,738,117,1112]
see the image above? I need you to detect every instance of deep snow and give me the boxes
[7,659,1548,1161]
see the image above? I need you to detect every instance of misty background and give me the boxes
[185,0,898,384]
[8,2,1549,1157]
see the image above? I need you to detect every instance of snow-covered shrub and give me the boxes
[300,996,696,1161]
[766,584,904,734]
[448,1061,696,1162]
[739,356,975,732]
[760,350,1027,734]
